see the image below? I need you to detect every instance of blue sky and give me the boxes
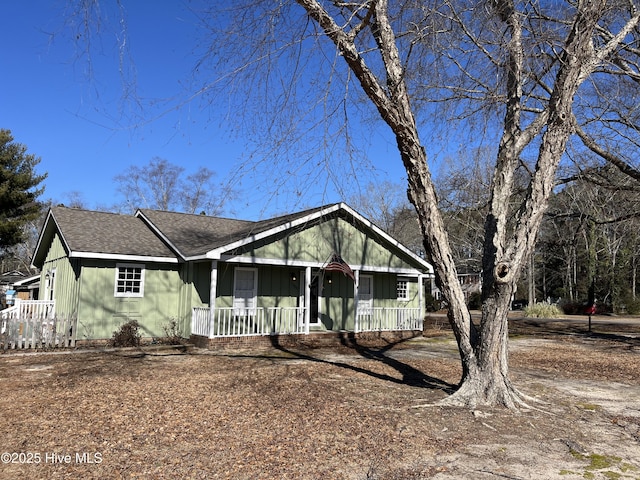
[1,1,413,220]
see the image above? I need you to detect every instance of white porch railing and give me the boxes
[192,306,307,338]
[0,300,75,350]
[357,307,423,332]
[192,306,423,338]
[192,307,210,337]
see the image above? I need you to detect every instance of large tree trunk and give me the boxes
[297,0,634,408]
[442,0,609,408]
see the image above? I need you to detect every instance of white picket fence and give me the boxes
[0,300,76,350]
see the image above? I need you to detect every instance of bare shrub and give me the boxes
[108,320,141,347]
[161,319,184,345]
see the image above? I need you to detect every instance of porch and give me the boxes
[191,306,423,338]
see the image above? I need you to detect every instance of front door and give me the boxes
[309,275,320,324]
[358,275,373,314]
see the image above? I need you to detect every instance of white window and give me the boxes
[115,264,145,297]
[397,279,409,301]
[233,267,258,315]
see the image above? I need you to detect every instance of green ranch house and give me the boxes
[4,203,433,348]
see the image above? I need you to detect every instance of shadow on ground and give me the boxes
[263,333,458,394]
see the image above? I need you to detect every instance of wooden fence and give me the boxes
[0,300,76,350]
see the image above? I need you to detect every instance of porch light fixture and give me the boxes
[290,273,297,282]
[326,275,332,284]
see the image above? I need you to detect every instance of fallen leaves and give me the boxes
[0,328,638,479]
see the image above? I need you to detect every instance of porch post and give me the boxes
[353,269,360,333]
[209,260,218,339]
[418,274,424,318]
[304,266,311,334]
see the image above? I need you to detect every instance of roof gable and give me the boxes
[218,203,432,273]
[32,207,178,267]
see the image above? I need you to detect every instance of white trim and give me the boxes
[12,274,40,287]
[70,251,179,263]
[114,263,145,298]
[304,267,311,334]
[219,253,428,276]
[418,274,424,316]
[32,210,72,269]
[135,210,185,261]
[209,260,218,339]
[297,269,305,329]
[354,270,360,333]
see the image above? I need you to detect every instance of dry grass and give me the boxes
[0,320,638,479]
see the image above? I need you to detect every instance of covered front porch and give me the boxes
[190,259,427,339]
[185,208,433,340]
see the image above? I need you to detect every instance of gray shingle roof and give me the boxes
[34,203,348,265]
[32,203,433,273]
[138,204,332,258]
[50,207,176,259]
[137,209,256,258]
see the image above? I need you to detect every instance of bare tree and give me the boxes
[438,149,496,276]
[114,157,228,215]
[204,0,639,408]
[348,180,407,232]
[349,181,424,255]
[544,165,640,311]
[66,0,640,408]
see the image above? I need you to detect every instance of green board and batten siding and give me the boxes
[75,261,184,339]
[40,232,193,339]
[215,264,301,309]
[39,233,81,320]
[233,217,419,271]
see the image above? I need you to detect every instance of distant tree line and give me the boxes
[353,164,640,315]
[537,166,640,314]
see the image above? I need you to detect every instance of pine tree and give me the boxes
[0,129,47,249]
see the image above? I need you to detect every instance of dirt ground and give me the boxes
[0,316,638,480]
